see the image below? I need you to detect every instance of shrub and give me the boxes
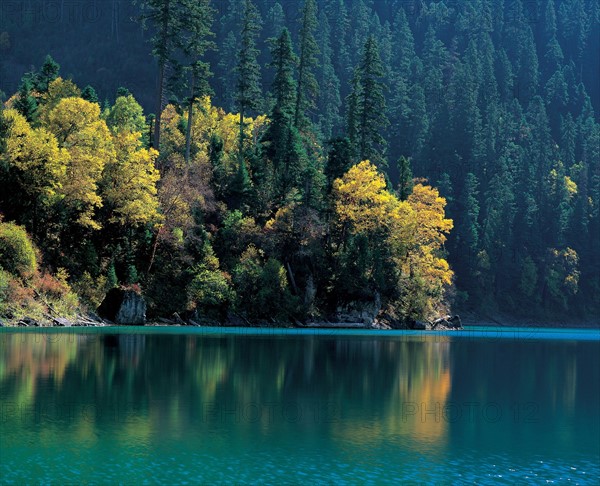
[233,246,298,320]
[0,221,37,279]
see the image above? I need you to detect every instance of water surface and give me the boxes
[1,327,599,484]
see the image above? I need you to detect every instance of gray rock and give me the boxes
[371,320,392,330]
[334,292,381,326]
[97,289,147,325]
[412,320,429,330]
[87,312,104,323]
[431,315,464,330]
[19,317,38,327]
[53,317,72,327]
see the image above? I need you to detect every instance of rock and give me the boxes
[0,318,4,327]
[87,312,104,323]
[52,317,72,327]
[334,292,381,326]
[97,288,147,325]
[431,315,464,330]
[371,320,392,330]
[411,320,429,330]
[18,317,38,327]
[449,315,463,329]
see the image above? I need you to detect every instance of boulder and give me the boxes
[52,317,72,327]
[371,320,392,330]
[334,292,381,326]
[431,315,464,330]
[411,320,430,330]
[97,288,146,325]
[18,317,39,327]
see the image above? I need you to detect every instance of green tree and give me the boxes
[178,0,215,165]
[316,11,341,140]
[349,35,389,167]
[236,0,262,163]
[396,156,413,201]
[14,78,38,124]
[34,55,60,93]
[294,0,319,129]
[138,0,181,149]
[81,85,99,104]
[105,94,147,135]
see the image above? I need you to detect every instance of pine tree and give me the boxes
[315,11,341,140]
[15,78,38,123]
[396,156,413,201]
[324,0,350,98]
[269,28,297,118]
[139,0,181,149]
[81,85,99,104]
[294,0,319,129]
[34,55,60,93]
[350,35,389,167]
[236,0,262,163]
[261,2,286,92]
[179,0,215,165]
[263,28,306,200]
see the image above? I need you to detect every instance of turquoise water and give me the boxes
[1,326,598,484]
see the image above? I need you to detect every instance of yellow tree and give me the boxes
[38,77,81,122]
[333,161,454,321]
[101,131,161,226]
[1,109,68,233]
[333,160,414,239]
[332,160,415,306]
[43,97,115,229]
[402,183,454,319]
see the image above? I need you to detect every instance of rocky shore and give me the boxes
[0,287,465,330]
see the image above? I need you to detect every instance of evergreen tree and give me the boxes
[34,55,60,93]
[396,156,413,201]
[324,0,350,98]
[350,36,389,167]
[262,28,306,200]
[236,0,262,162]
[315,11,341,140]
[269,28,297,118]
[179,0,215,165]
[81,85,99,104]
[139,0,181,149]
[294,0,319,129]
[15,78,38,123]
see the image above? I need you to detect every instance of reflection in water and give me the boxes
[0,330,598,483]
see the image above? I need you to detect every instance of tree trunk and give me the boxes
[238,108,245,163]
[153,61,165,150]
[185,74,195,165]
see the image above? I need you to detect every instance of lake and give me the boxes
[1,326,599,484]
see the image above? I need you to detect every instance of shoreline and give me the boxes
[458,310,600,329]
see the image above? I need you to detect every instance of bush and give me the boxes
[0,268,37,319]
[71,271,107,310]
[34,268,79,318]
[233,246,298,320]
[0,221,37,279]
[188,267,233,319]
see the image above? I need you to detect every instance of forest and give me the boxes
[0,0,599,324]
